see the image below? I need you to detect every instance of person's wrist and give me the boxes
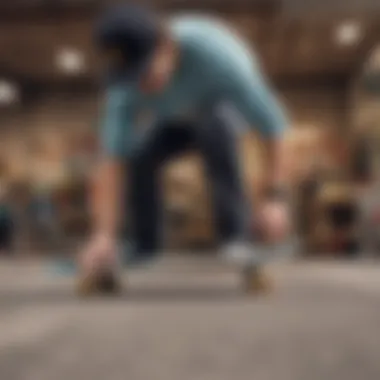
[263,183,289,201]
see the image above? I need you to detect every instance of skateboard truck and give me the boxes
[77,269,122,296]
[242,264,273,294]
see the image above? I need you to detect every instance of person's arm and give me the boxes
[227,65,289,198]
[259,138,288,199]
[89,159,123,239]
[90,87,134,239]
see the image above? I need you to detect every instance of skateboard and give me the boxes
[74,256,273,297]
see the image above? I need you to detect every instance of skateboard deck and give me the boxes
[72,255,273,296]
[50,240,295,295]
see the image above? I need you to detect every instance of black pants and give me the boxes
[128,105,249,255]
[0,218,13,252]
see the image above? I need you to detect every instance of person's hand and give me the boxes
[257,200,291,243]
[79,233,118,275]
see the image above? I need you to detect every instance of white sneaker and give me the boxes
[220,241,258,266]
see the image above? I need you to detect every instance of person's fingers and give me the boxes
[80,241,101,272]
[81,247,97,273]
[259,203,289,243]
[80,240,116,275]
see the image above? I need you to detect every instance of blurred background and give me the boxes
[0,0,380,259]
[2,3,380,380]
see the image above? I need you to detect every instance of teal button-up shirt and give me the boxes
[100,15,287,158]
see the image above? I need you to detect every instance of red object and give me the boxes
[372,209,380,224]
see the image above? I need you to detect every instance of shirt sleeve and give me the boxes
[225,65,288,138]
[99,86,135,159]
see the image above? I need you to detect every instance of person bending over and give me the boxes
[79,4,290,291]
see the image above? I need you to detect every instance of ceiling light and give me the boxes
[335,22,362,46]
[0,81,19,105]
[56,48,85,75]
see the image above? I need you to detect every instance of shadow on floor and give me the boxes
[0,286,258,309]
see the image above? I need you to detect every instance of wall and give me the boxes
[0,86,348,182]
[280,86,349,181]
[0,91,98,186]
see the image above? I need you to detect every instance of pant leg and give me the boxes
[128,121,196,255]
[195,103,250,244]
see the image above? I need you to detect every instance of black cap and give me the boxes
[95,3,161,84]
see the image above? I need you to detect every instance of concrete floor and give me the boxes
[1,257,380,380]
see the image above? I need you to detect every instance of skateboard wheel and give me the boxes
[76,271,122,296]
[97,272,122,294]
[76,274,96,296]
[243,267,273,294]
